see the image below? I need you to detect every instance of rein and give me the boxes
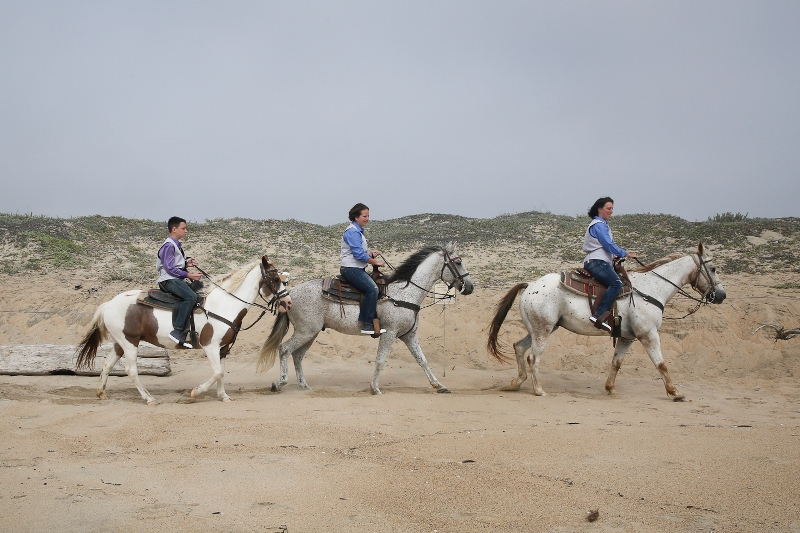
[191,264,289,355]
[630,255,715,319]
[377,252,462,308]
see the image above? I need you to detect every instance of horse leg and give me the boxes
[639,330,685,401]
[190,346,228,401]
[291,336,318,390]
[369,331,400,394]
[397,331,448,394]
[96,343,123,401]
[528,332,549,396]
[501,334,531,392]
[605,338,634,395]
[121,344,157,405]
[275,333,318,391]
[214,356,231,402]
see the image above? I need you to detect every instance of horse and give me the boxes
[75,256,292,404]
[258,243,474,395]
[487,243,726,400]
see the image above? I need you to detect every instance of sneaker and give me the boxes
[169,330,193,348]
[361,328,376,335]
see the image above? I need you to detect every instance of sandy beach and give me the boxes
[1,271,799,532]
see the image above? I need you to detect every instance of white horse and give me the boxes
[487,243,726,400]
[258,243,474,394]
[76,256,292,404]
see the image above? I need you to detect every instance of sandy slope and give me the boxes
[1,271,799,532]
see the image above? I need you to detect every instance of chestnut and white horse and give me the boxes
[258,243,474,395]
[487,243,726,400]
[76,256,292,404]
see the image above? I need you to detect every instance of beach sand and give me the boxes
[1,271,799,532]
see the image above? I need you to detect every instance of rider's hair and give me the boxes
[588,197,614,218]
[348,203,369,222]
[167,216,186,232]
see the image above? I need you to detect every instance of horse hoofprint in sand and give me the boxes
[75,256,292,404]
[258,243,474,395]
[487,243,726,400]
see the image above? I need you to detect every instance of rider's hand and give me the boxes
[186,257,197,267]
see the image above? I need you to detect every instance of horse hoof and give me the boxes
[370,387,382,395]
[221,397,233,403]
[97,392,107,400]
[190,389,197,399]
[673,395,686,402]
[437,388,451,394]
[147,400,158,406]
[270,383,278,392]
[500,383,521,392]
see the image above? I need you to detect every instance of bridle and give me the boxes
[631,253,719,318]
[442,249,470,293]
[196,263,288,315]
[377,248,469,308]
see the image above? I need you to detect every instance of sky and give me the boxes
[1,1,798,225]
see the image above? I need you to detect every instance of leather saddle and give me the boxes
[560,260,632,326]
[322,266,387,305]
[136,288,205,313]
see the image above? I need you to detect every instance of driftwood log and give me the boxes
[0,343,171,376]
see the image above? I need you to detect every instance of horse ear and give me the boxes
[445,241,455,254]
[262,255,272,268]
[697,242,704,255]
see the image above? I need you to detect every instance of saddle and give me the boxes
[321,266,388,305]
[136,282,205,349]
[136,288,205,312]
[560,260,632,336]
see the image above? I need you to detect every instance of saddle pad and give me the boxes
[560,271,632,299]
[136,290,204,313]
[321,277,363,304]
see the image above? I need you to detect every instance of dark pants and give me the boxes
[584,259,622,318]
[159,278,197,332]
[340,267,378,325]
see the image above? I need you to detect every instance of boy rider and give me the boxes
[156,216,202,348]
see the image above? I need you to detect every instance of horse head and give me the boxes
[442,242,474,295]
[692,242,726,304]
[261,255,293,312]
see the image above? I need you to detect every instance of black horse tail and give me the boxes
[257,312,290,372]
[486,283,528,363]
[75,303,109,370]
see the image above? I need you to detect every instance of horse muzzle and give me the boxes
[708,286,726,304]
[278,297,293,312]
[459,277,474,296]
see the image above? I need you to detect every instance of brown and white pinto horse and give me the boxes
[487,243,725,400]
[76,256,291,404]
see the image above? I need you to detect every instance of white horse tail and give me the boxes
[258,312,290,372]
[487,282,529,363]
[75,303,109,370]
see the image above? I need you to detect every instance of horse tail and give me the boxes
[75,303,109,370]
[257,312,290,372]
[487,282,529,363]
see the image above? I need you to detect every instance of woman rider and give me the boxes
[340,203,387,335]
[583,197,638,332]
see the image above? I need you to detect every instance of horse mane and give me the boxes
[386,246,444,284]
[631,252,687,273]
[211,262,257,292]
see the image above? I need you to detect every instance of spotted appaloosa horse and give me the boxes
[258,243,474,395]
[76,256,291,404]
[487,243,725,400]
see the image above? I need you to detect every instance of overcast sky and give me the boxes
[2,1,798,225]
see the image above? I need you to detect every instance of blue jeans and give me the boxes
[340,267,378,325]
[159,278,198,332]
[584,259,622,318]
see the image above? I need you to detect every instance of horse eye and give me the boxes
[710,267,716,273]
